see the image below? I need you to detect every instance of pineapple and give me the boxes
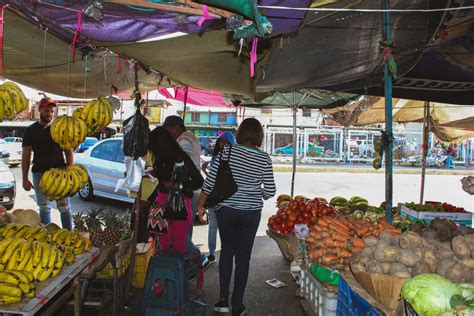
[85,208,105,247]
[72,211,87,232]
[103,209,121,245]
[119,211,132,241]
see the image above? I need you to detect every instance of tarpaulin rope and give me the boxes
[250,37,258,78]
[383,47,397,79]
[197,5,210,27]
[0,5,7,79]
[70,11,82,61]
[257,5,474,13]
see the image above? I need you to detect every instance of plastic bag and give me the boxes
[118,157,145,193]
[123,108,149,159]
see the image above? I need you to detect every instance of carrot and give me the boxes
[350,246,364,254]
[332,232,350,242]
[333,241,347,248]
[309,248,326,259]
[323,238,337,248]
[321,231,331,239]
[317,217,329,227]
[321,255,338,266]
[313,225,324,232]
[351,237,365,249]
[306,237,317,244]
[356,226,370,237]
[337,248,352,258]
[325,217,351,235]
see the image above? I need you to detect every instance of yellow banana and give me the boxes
[0,283,22,297]
[0,271,20,285]
[79,100,95,122]
[32,262,44,280]
[52,229,68,243]
[72,107,83,120]
[22,271,34,283]
[0,91,4,121]
[0,238,14,255]
[68,169,80,197]
[33,229,48,241]
[41,243,50,268]
[48,168,66,199]
[0,294,22,303]
[6,248,20,271]
[63,233,72,246]
[71,164,88,186]
[83,238,92,252]
[24,256,35,273]
[2,81,28,113]
[4,225,20,238]
[16,250,32,271]
[50,115,65,144]
[19,240,31,262]
[55,250,64,270]
[47,246,58,269]
[32,241,42,267]
[74,235,84,248]
[24,226,41,240]
[15,225,31,239]
[73,244,85,255]
[2,239,24,264]
[0,88,15,120]
[8,271,30,284]
[42,168,58,196]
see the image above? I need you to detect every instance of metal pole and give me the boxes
[420,101,430,204]
[182,86,189,120]
[291,106,297,197]
[383,0,394,223]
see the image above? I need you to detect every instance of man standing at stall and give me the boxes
[162,115,208,266]
[21,98,73,230]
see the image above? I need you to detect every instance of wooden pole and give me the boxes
[291,105,297,197]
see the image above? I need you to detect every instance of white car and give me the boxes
[0,139,22,167]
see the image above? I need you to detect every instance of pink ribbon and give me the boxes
[116,56,121,74]
[197,5,210,27]
[70,11,82,61]
[250,37,258,78]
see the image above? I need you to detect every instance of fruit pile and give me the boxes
[268,195,336,234]
[0,82,28,121]
[73,96,113,136]
[330,196,386,222]
[39,164,89,201]
[0,224,92,304]
[404,202,467,213]
[74,208,132,247]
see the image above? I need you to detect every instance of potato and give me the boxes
[457,227,474,236]
[439,248,455,260]
[393,271,412,278]
[363,236,378,247]
[358,255,371,266]
[366,260,384,273]
[472,249,474,258]
[382,262,391,274]
[439,242,452,250]
[360,246,376,258]
[389,263,410,275]
[351,262,366,273]
[412,262,431,276]
[452,235,470,258]
[424,249,438,272]
[399,231,423,249]
[391,235,400,246]
[374,246,400,263]
[376,239,391,248]
[397,250,421,267]
[379,231,394,243]
[436,259,457,277]
[422,229,438,241]
[445,263,471,283]
[413,247,424,259]
[459,258,474,269]
[436,226,452,242]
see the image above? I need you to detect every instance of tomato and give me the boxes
[279,222,288,231]
[303,211,311,219]
[297,215,305,223]
[288,213,297,221]
[310,217,317,225]
[274,216,282,224]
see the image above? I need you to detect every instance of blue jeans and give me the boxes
[216,206,261,307]
[185,189,200,255]
[32,172,72,230]
[208,207,218,256]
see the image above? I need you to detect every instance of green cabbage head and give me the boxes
[401,274,461,316]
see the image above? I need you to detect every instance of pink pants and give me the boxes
[157,192,192,253]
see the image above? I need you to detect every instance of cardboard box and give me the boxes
[399,205,472,227]
[352,270,408,311]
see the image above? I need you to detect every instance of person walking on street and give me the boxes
[162,116,206,262]
[22,98,73,230]
[201,131,235,263]
[197,118,276,316]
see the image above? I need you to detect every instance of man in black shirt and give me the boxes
[22,98,73,230]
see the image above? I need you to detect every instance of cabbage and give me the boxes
[401,274,461,316]
[458,284,474,301]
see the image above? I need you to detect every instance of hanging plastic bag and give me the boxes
[123,108,150,159]
[119,157,146,193]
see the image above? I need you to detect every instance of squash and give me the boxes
[14,209,41,226]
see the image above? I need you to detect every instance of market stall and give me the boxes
[267,194,474,315]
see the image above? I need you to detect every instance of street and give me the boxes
[10,165,473,254]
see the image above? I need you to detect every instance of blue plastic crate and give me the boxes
[140,251,201,314]
[337,277,385,316]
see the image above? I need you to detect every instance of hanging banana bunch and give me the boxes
[38,164,89,201]
[79,96,113,136]
[0,82,29,121]
[50,115,87,150]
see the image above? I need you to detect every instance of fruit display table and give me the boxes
[0,247,99,316]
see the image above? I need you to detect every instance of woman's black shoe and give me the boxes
[214,298,230,313]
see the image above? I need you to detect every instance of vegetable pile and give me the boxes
[401,274,473,316]
[409,218,473,242]
[404,202,467,213]
[268,195,336,234]
[350,230,474,283]
[306,215,400,271]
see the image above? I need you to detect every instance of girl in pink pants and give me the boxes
[157,192,193,253]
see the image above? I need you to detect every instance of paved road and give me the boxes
[10,165,473,253]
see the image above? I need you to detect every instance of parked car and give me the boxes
[112,133,123,138]
[0,160,15,210]
[77,137,99,153]
[75,138,134,203]
[0,139,22,167]
[3,137,22,143]
[197,136,215,156]
[273,143,322,155]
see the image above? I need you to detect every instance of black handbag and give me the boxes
[205,146,238,208]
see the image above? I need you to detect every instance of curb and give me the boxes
[272,166,474,175]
